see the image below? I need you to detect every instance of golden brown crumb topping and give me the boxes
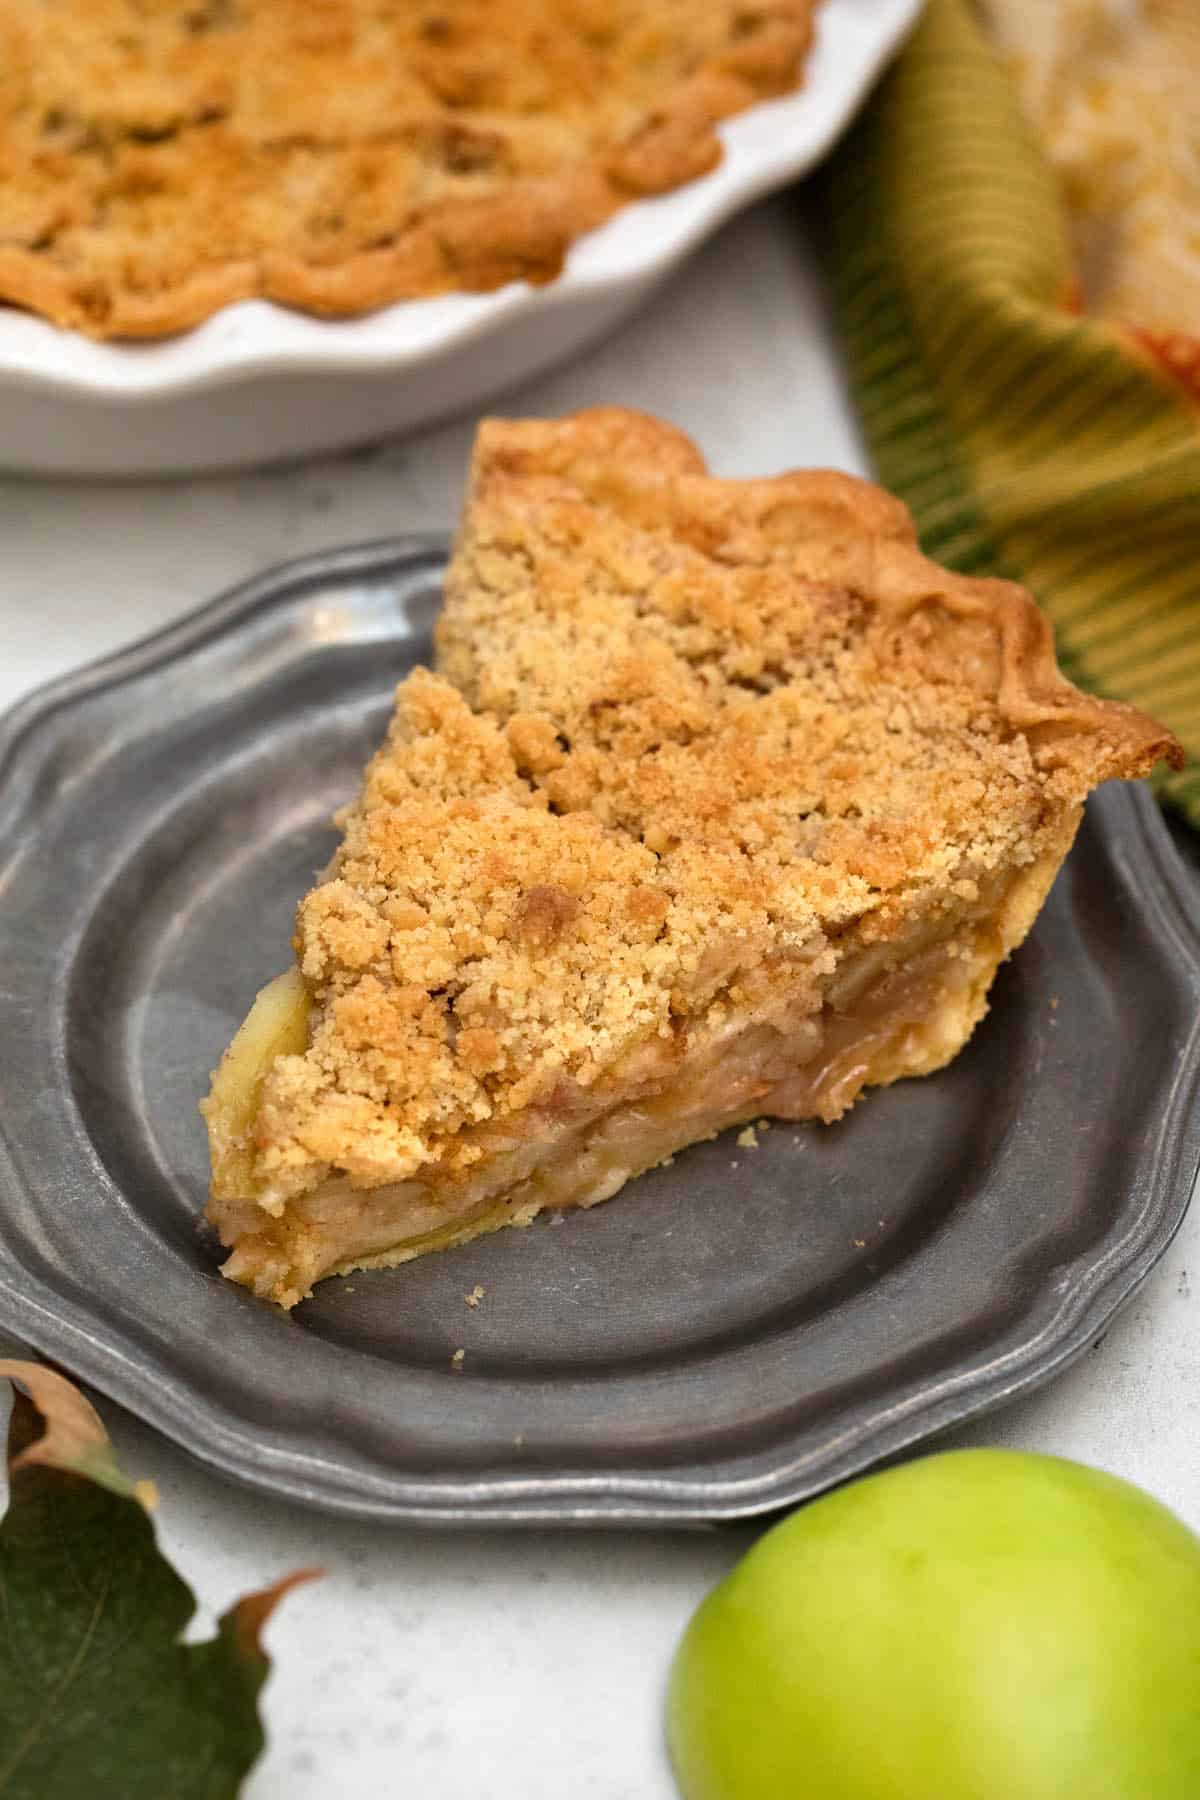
[0,0,816,337]
[250,408,1177,1204]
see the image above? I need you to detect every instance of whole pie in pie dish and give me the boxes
[0,0,818,339]
[202,408,1181,1309]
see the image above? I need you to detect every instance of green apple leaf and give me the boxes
[0,1360,316,1800]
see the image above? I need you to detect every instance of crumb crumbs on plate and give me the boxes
[451,1348,466,1371]
[465,1284,485,1308]
[736,1125,759,1149]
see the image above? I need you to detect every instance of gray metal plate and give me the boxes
[1,538,1198,1524]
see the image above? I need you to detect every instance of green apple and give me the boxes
[667,1449,1200,1799]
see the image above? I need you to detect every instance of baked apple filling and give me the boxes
[206,853,1061,1309]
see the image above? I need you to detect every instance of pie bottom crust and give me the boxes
[206,829,1073,1309]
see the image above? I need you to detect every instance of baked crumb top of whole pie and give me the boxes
[236,408,1178,1212]
[0,0,817,338]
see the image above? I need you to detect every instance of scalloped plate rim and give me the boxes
[0,536,1197,1524]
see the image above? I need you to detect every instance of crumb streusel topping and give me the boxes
[0,0,816,336]
[247,408,1176,1207]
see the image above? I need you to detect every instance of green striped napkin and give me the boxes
[821,0,1200,825]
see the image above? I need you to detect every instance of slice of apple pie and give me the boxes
[202,408,1180,1308]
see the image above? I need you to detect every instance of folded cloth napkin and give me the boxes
[821,0,1200,825]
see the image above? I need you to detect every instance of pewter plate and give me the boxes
[1,539,1198,1524]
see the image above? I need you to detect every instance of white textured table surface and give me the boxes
[2,199,1198,1800]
